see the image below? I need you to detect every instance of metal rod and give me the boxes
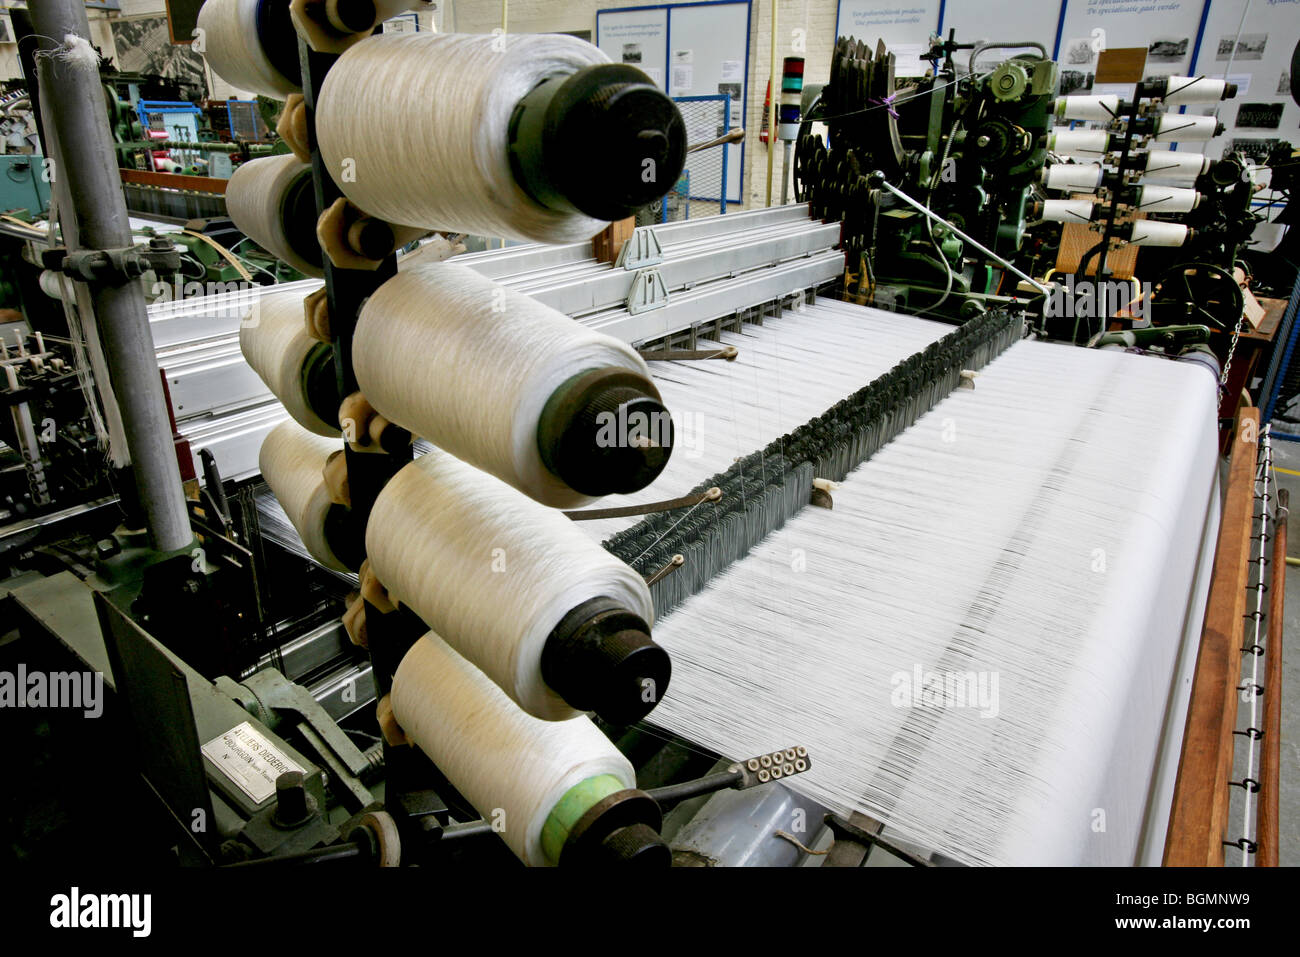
[645,768,744,807]
[30,0,192,552]
[1257,486,1285,866]
[765,0,777,206]
[870,171,1052,296]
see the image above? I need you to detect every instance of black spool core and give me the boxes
[352,218,397,260]
[331,0,378,32]
[507,64,687,221]
[322,503,366,571]
[538,367,673,497]
[541,596,671,726]
[255,0,303,88]
[282,172,325,270]
[301,341,342,427]
[560,788,670,867]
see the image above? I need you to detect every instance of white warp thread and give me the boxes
[366,448,654,720]
[644,338,1219,866]
[354,260,652,508]
[259,419,345,571]
[391,631,635,866]
[34,34,100,71]
[197,0,299,97]
[315,33,610,242]
[239,288,339,436]
[572,300,952,542]
[226,154,323,277]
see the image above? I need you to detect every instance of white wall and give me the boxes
[451,0,841,209]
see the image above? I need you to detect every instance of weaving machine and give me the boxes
[0,0,1289,873]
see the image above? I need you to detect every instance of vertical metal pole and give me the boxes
[30,0,192,552]
[765,0,778,206]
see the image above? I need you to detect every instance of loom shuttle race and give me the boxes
[3,0,1298,909]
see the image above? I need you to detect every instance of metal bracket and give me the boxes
[238,669,376,811]
[615,226,664,270]
[43,236,180,285]
[627,267,669,314]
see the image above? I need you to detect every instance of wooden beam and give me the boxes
[119,168,228,194]
[1257,486,1286,866]
[1164,408,1259,865]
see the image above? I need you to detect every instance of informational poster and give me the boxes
[939,0,1065,73]
[1056,0,1205,82]
[668,2,750,204]
[1190,0,1300,169]
[596,7,670,91]
[600,2,750,206]
[834,1,943,75]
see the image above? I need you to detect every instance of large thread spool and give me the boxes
[353,260,672,506]
[366,448,668,724]
[259,420,355,571]
[391,632,667,866]
[314,33,686,241]
[226,155,324,277]
[239,289,339,436]
[196,0,301,97]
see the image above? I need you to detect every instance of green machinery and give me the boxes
[795,35,1057,317]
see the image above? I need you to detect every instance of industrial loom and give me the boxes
[0,1,1288,869]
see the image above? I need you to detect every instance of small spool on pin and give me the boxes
[226,155,324,277]
[1124,221,1190,247]
[1141,149,1211,183]
[1042,163,1103,191]
[1152,114,1222,143]
[1136,184,1201,213]
[1039,198,1096,223]
[1153,75,1237,106]
[1048,128,1110,156]
[197,0,302,98]
[1054,95,1119,122]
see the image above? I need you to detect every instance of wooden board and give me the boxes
[120,168,228,195]
[1095,47,1148,84]
[1054,221,1140,279]
[1164,408,1259,866]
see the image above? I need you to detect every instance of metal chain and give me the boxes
[1220,310,1247,387]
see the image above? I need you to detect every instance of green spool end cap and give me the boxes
[544,778,669,867]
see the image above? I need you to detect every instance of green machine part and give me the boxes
[0,153,51,217]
